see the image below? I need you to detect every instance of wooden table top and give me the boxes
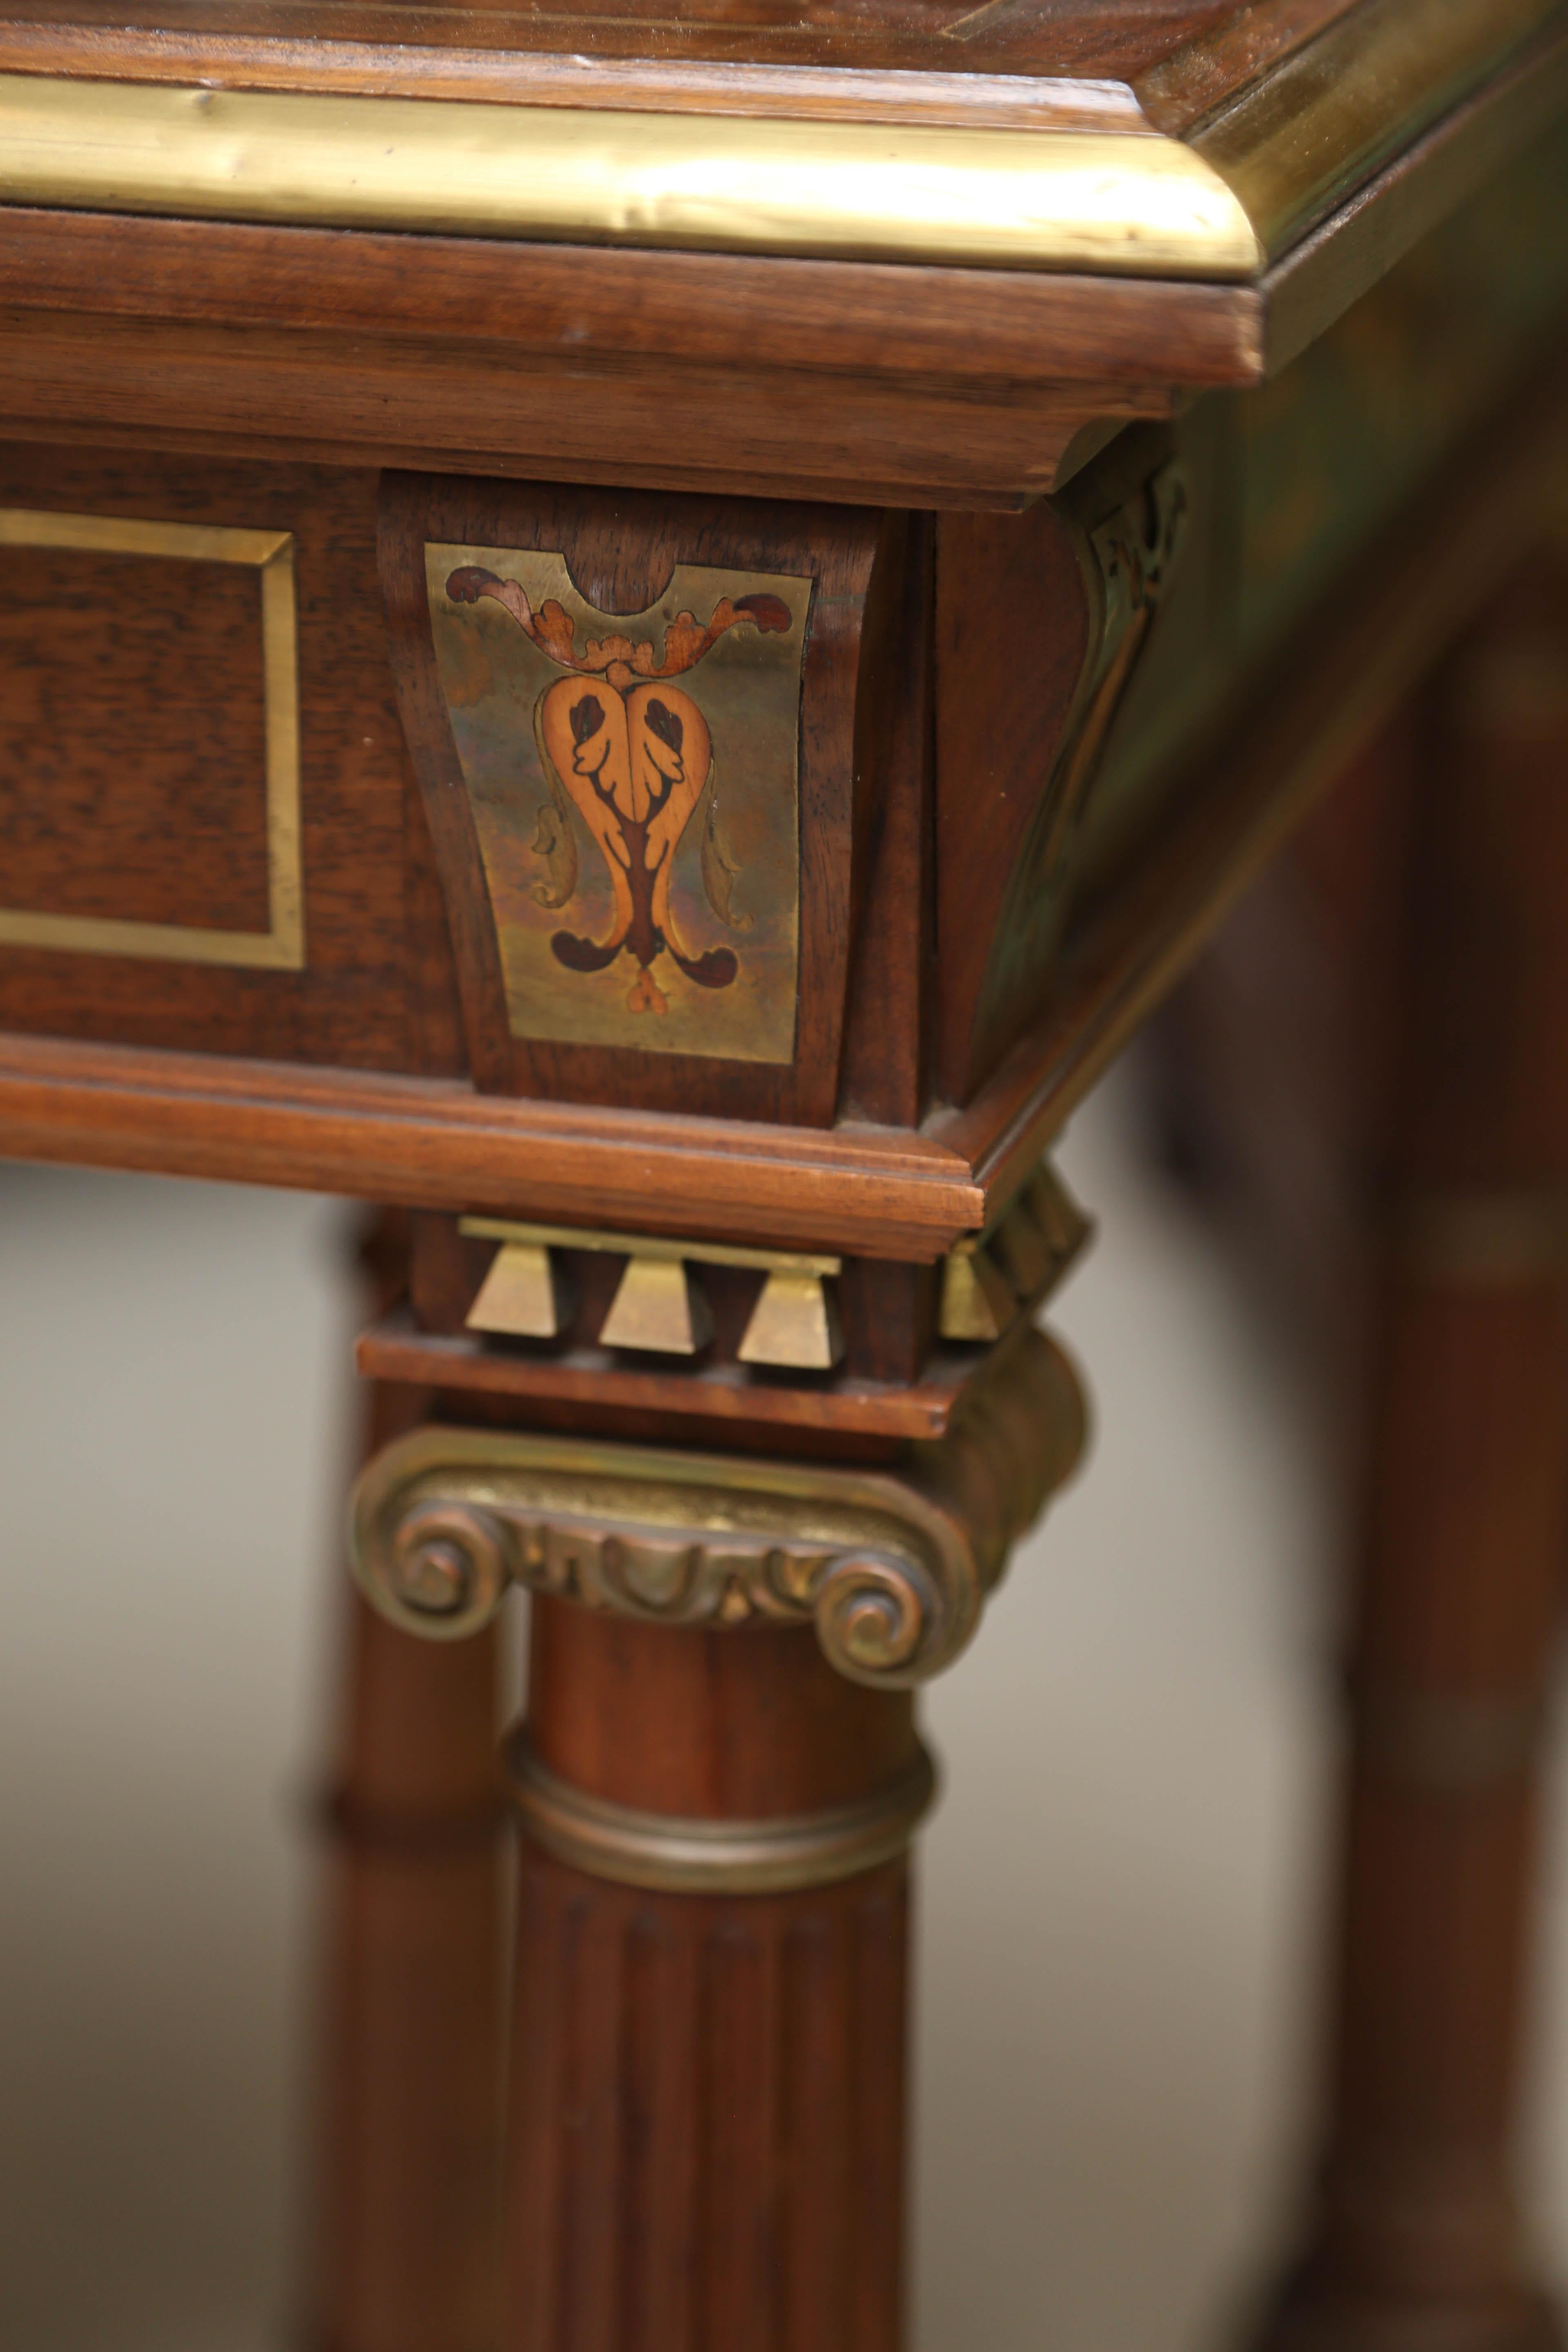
[0,0,1565,1284]
[0,0,1563,414]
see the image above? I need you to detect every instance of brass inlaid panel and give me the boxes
[425,544,809,1062]
[0,508,303,969]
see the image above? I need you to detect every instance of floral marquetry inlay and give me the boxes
[425,545,811,1062]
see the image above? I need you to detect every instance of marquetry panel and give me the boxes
[381,474,885,1125]
[0,506,301,968]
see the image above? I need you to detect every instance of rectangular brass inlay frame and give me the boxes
[0,508,303,971]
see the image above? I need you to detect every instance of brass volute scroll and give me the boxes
[350,1327,1086,1688]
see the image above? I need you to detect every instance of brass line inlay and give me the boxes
[0,508,303,971]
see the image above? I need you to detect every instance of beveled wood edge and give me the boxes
[0,25,1154,134]
[1192,0,1564,257]
[0,209,1266,392]
[0,1037,984,1259]
[354,1314,967,1440]
[1258,14,1568,378]
[0,405,1054,514]
[929,338,1568,1209]
[1134,0,1366,137]
[0,0,1395,145]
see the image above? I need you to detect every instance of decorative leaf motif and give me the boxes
[449,566,785,1009]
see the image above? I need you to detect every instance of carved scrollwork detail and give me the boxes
[350,1327,1086,1687]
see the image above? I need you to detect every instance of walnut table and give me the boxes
[2,4,1567,2347]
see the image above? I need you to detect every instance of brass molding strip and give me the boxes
[1193,0,1565,257]
[459,1214,839,1279]
[0,507,303,971]
[0,73,1261,279]
[507,1730,938,1895]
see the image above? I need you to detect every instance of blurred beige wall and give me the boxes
[3,1077,1566,2352]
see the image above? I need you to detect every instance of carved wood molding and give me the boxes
[350,1325,1084,1686]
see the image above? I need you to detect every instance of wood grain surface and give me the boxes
[0,300,1179,510]
[835,512,934,1131]
[0,0,1345,92]
[931,495,1097,1105]
[934,334,1568,1213]
[0,442,458,1071]
[0,207,1264,392]
[0,536,269,931]
[308,1218,506,2352]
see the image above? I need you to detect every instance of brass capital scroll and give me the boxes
[350,1326,1085,1687]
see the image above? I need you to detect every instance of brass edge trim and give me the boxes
[0,508,305,971]
[460,1213,840,1278]
[0,74,1262,279]
[1193,0,1566,260]
[506,1729,938,1893]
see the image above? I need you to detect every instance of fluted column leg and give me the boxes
[347,1323,1083,2352]
[503,1602,922,2352]
[1264,1278,1568,2352]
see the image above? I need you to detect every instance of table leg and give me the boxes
[1264,1277,1568,2352]
[506,1602,917,2352]
[349,1324,1084,2352]
[1258,557,1568,2352]
[305,1223,507,2352]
